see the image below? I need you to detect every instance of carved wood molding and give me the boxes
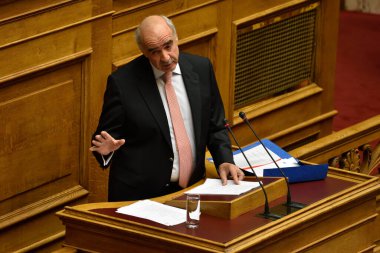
[232,84,324,125]
[0,185,88,230]
[0,0,84,25]
[289,115,380,165]
[267,111,336,141]
[329,141,380,175]
[113,0,169,17]
[0,11,114,50]
[0,48,92,84]
[18,231,66,253]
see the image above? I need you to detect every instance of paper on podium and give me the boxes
[185,178,260,195]
[116,200,186,226]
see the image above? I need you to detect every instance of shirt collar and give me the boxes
[151,63,181,80]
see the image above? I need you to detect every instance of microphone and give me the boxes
[224,119,282,220]
[239,111,306,211]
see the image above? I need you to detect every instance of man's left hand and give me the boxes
[218,163,244,186]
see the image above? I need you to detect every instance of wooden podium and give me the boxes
[56,168,380,253]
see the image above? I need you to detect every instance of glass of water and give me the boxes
[186,193,201,229]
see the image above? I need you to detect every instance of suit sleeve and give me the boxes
[205,59,235,170]
[91,75,126,168]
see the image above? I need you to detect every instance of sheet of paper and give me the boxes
[233,144,281,169]
[185,178,260,195]
[116,200,186,226]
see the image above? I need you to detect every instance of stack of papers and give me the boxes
[116,200,186,226]
[185,178,260,195]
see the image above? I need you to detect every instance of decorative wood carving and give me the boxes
[329,141,380,175]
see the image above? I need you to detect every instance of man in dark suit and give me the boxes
[90,15,244,201]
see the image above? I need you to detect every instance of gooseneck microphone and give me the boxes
[238,112,306,210]
[224,119,282,220]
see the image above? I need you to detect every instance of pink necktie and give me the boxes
[162,71,193,188]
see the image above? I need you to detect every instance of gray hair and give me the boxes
[135,15,177,50]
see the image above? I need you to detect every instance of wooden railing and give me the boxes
[289,115,380,176]
[289,115,380,253]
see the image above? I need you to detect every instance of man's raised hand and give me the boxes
[89,131,125,155]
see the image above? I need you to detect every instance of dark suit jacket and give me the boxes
[92,52,234,201]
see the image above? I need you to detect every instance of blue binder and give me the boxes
[235,139,328,183]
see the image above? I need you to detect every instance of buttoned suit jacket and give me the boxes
[92,52,234,201]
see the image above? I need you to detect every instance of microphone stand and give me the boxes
[239,112,306,212]
[224,119,282,220]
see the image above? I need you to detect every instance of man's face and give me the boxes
[140,22,179,72]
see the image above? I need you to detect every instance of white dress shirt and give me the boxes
[152,64,196,182]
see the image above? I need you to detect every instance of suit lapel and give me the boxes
[135,55,203,153]
[179,55,202,151]
[135,58,172,149]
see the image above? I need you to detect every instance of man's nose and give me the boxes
[161,51,170,61]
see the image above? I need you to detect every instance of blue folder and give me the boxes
[262,162,328,183]
[234,139,328,183]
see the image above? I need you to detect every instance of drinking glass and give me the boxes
[186,194,200,228]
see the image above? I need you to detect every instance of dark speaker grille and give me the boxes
[234,7,317,109]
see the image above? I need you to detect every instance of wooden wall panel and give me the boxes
[0,0,113,251]
[179,31,217,63]
[112,31,139,67]
[0,63,82,211]
[0,26,92,82]
[0,1,92,47]
[85,1,114,203]
[0,0,76,19]
[1,204,74,252]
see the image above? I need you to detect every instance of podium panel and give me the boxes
[57,168,380,253]
[166,177,287,219]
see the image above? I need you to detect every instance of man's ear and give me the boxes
[137,42,148,57]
